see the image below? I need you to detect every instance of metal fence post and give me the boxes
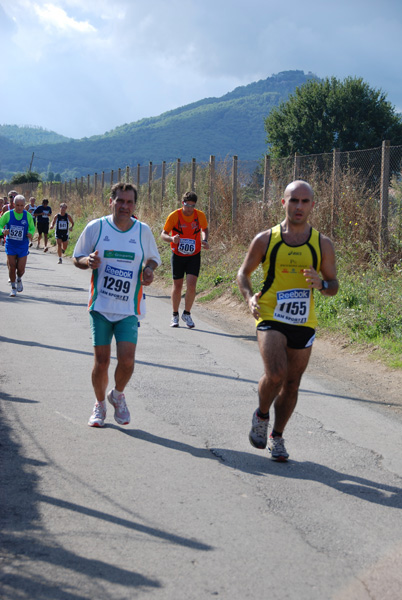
[379,140,390,257]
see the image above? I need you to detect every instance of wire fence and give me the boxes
[2,142,402,259]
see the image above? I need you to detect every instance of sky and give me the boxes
[1,0,402,139]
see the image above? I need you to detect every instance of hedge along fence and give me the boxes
[2,142,402,262]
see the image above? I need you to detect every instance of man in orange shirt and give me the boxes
[161,191,209,328]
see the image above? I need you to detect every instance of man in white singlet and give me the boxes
[73,182,161,428]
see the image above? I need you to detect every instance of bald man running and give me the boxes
[237,180,339,461]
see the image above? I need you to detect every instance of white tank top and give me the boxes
[88,217,146,319]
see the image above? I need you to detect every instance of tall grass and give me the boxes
[54,166,402,367]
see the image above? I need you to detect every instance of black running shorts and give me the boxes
[256,320,316,349]
[171,252,201,279]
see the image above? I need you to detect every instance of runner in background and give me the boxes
[50,203,74,264]
[34,198,52,251]
[161,191,209,328]
[25,197,37,247]
[0,195,35,296]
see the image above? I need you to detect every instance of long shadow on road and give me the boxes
[121,428,402,510]
[0,396,212,599]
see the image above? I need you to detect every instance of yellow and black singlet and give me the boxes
[257,224,322,329]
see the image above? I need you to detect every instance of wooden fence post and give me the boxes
[176,159,181,203]
[94,173,97,194]
[137,164,141,194]
[161,161,166,201]
[148,162,153,204]
[331,148,340,236]
[209,155,215,224]
[118,168,121,182]
[87,174,90,194]
[379,140,390,257]
[101,172,105,189]
[191,158,196,192]
[126,166,130,183]
[110,170,114,187]
[263,154,270,203]
[232,155,238,226]
[293,152,301,180]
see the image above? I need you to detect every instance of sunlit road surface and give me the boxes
[1,246,402,600]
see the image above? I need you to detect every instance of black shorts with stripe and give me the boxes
[256,320,316,349]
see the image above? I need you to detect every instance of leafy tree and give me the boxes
[47,171,55,182]
[11,171,41,184]
[265,76,402,157]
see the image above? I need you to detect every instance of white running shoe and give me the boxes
[9,286,17,297]
[88,401,107,427]
[16,278,23,292]
[107,390,130,425]
[249,409,269,449]
[170,314,180,327]
[268,435,289,461]
[181,312,195,328]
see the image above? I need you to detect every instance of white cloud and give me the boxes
[33,3,96,34]
[1,0,402,137]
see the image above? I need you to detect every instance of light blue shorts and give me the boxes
[89,311,139,346]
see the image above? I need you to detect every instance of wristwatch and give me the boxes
[320,280,329,291]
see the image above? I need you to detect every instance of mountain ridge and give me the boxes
[0,70,318,179]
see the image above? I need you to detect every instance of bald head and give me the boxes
[284,180,314,201]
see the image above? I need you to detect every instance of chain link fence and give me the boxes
[2,143,402,260]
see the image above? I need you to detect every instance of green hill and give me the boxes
[0,124,71,146]
[0,70,317,179]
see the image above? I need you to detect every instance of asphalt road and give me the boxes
[1,246,402,600]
